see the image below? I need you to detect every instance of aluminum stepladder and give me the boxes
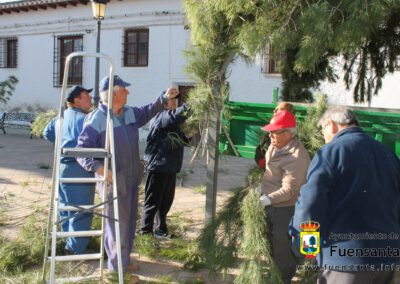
[42,52,124,283]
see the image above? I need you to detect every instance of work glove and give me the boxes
[260,194,271,207]
[254,185,262,196]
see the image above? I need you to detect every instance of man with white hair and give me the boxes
[77,75,178,281]
[258,110,311,284]
[290,106,400,283]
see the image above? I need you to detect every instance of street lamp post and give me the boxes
[91,0,108,107]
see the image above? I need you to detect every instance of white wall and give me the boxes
[228,55,280,104]
[0,0,191,111]
[318,71,400,110]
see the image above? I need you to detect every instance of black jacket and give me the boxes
[144,104,189,173]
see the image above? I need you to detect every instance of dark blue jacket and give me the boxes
[144,104,189,174]
[291,127,400,268]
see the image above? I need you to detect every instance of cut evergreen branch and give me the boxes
[31,109,57,138]
[293,259,319,284]
[296,94,327,158]
[166,132,189,150]
[134,213,204,268]
[0,214,46,274]
[197,187,248,273]
[247,166,264,188]
[167,212,193,238]
[235,190,282,284]
[159,238,199,263]
[135,234,204,270]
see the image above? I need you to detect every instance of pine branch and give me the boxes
[235,190,282,284]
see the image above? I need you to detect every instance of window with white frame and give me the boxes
[53,35,83,86]
[262,45,283,74]
[0,37,18,68]
[123,29,149,67]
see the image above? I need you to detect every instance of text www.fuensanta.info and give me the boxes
[296,263,400,272]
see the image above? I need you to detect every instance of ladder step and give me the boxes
[62,147,110,158]
[59,177,105,183]
[54,230,103,237]
[58,205,104,211]
[48,253,102,262]
[46,275,101,284]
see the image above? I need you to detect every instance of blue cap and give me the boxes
[66,85,92,103]
[99,75,131,92]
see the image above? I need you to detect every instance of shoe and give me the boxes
[103,270,140,284]
[153,230,170,240]
[125,274,140,284]
[126,262,139,272]
[63,248,76,255]
[154,230,176,240]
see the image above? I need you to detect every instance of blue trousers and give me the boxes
[59,162,95,254]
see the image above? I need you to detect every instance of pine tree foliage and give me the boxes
[186,1,400,103]
[296,95,327,158]
[271,0,400,102]
[0,76,18,105]
[235,190,282,284]
[183,0,273,144]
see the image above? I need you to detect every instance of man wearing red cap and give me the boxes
[257,110,310,283]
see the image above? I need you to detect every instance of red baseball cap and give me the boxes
[262,110,296,132]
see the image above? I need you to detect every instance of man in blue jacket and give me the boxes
[77,75,178,277]
[290,106,400,283]
[43,85,95,255]
[140,96,190,237]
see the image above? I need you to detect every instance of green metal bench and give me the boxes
[0,112,36,139]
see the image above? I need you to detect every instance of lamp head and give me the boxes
[91,0,108,20]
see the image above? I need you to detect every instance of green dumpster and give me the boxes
[220,101,400,159]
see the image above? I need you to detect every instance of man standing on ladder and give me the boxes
[43,85,95,255]
[77,75,178,278]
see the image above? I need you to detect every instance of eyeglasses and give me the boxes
[269,129,289,136]
[318,122,329,134]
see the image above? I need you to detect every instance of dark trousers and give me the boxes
[317,270,396,284]
[140,172,176,234]
[267,206,298,284]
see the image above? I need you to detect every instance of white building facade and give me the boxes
[0,0,398,111]
[0,0,282,112]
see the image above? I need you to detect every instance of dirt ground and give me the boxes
[0,128,255,283]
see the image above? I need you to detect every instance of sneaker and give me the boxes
[153,230,170,240]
